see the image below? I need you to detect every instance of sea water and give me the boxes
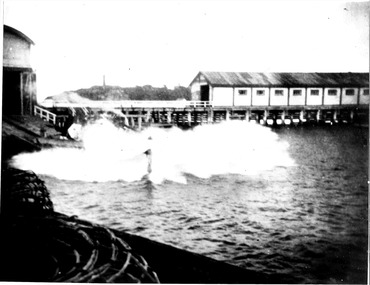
[11,120,368,283]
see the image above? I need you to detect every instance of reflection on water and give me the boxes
[11,122,368,283]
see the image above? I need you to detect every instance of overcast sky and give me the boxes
[3,0,369,101]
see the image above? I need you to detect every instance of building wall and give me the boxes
[213,87,233,106]
[3,28,36,115]
[234,87,252,106]
[359,87,370,105]
[190,82,200,101]
[205,86,368,107]
[306,88,323,105]
[190,74,210,101]
[341,88,359,105]
[323,88,341,105]
[270,88,288,106]
[251,88,269,106]
[289,88,306,106]
[3,32,32,68]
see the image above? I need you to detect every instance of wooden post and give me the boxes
[125,110,130,125]
[316,109,321,122]
[300,110,305,122]
[138,116,142,129]
[145,111,150,123]
[167,111,172,123]
[155,111,161,123]
[232,88,235,107]
[264,109,268,123]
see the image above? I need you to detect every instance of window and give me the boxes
[345,89,355,96]
[328,89,337,96]
[256,90,265,96]
[310,89,319,96]
[275,90,284,96]
[293,89,302,96]
[238,90,247,95]
[363,89,369,96]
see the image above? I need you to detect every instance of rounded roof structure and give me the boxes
[4,25,35,45]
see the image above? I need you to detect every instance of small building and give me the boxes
[3,25,36,115]
[189,72,369,108]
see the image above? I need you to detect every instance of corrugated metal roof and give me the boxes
[192,72,369,87]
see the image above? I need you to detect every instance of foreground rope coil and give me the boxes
[0,167,159,283]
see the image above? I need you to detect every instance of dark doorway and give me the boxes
[200,85,209,101]
[3,70,22,115]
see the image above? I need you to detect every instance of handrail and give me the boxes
[34,105,58,124]
[39,100,213,109]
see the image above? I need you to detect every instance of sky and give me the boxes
[3,0,369,101]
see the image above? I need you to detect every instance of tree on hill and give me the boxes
[76,86,129,100]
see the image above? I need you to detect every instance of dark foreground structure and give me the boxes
[0,167,295,283]
[1,120,295,283]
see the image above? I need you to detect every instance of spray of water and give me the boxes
[10,119,295,184]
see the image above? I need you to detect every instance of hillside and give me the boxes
[75,85,191,101]
[43,91,93,104]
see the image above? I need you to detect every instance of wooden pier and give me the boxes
[37,100,369,130]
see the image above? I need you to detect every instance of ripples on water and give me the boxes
[11,122,368,283]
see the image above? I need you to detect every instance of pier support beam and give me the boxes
[245,110,250,122]
[124,116,129,127]
[350,110,355,122]
[225,109,230,121]
[261,110,268,125]
[145,111,151,123]
[187,111,192,126]
[167,111,172,124]
[333,110,338,122]
[125,110,130,126]
[138,116,142,129]
[208,109,214,123]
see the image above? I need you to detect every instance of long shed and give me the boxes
[189,72,369,107]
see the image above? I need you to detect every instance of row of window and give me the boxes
[238,88,369,96]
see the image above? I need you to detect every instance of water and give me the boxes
[11,121,368,283]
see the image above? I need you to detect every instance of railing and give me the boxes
[187,101,213,108]
[34,105,58,124]
[39,100,213,109]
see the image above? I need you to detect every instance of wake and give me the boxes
[10,120,295,184]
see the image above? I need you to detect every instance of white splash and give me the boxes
[10,119,295,183]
